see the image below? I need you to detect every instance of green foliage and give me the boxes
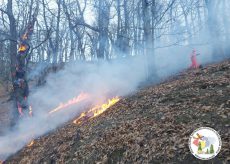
[198,142,202,151]
[210,144,214,154]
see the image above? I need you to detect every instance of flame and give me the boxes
[48,93,89,114]
[73,97,120,124]
[90,97,120,118]
[72,112,87,124]
[27,140,34,147]
[18,44,27,52]
[22,33,28,40]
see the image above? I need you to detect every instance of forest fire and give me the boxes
[48,93,89,114]
[73,97,120,124]
[27,140,34,147]
[90,97,120,118]
[18,44,27,52]
[23,96,119,153]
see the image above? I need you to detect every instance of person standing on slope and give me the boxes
[190,49,200,69]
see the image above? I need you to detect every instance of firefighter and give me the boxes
[11,79,25,126]
[13,78,29,117]
[190,49,200,69]
[13,43,30,119]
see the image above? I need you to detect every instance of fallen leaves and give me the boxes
[5,60,230,163]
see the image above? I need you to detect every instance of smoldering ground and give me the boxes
[0,45,211,160]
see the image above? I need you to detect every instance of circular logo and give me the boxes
[189,127,221,160]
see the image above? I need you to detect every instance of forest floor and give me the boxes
[3,59,230,163]
[0,83,12,135]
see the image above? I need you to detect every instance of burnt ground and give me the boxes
[3,60,230,164]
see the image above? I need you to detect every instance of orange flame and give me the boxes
[73,97,120,124]
[48,93,89,114]
[27,140,34,147]
[72,112,87,124]
[18,44,27,52]
[90,97,120,118]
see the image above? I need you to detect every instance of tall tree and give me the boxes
[6,0,17,82]
[97,0,111,59]
[205,0,224,60]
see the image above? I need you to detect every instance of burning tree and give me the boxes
[12,7,38,122]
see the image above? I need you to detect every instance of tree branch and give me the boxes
[0,8,8,15]
[72,22,99,32]
[0,38,17,43]
[29,28,52,54]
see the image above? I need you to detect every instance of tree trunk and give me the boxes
[97,0,110,59]
[7,0,17,82]
[205,0,224,60]
[142,0,155,79]
[53,0,61,64]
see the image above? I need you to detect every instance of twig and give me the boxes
[0,8,8,15]
[0,38,17,43]
[29,28,52,54]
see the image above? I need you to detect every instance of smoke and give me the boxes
[27,62,50,80]
[0,55,147,160]
[0,43,213,160]
[1,0,230,161]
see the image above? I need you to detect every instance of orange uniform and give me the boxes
[190,49,199,68]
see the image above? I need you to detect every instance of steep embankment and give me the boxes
[5,60,230,163]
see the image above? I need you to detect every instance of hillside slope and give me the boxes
[5,60,230,164]
[0,86,11,135]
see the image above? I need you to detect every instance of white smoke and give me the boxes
[0,55,147,160]
[0,44,213,160]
